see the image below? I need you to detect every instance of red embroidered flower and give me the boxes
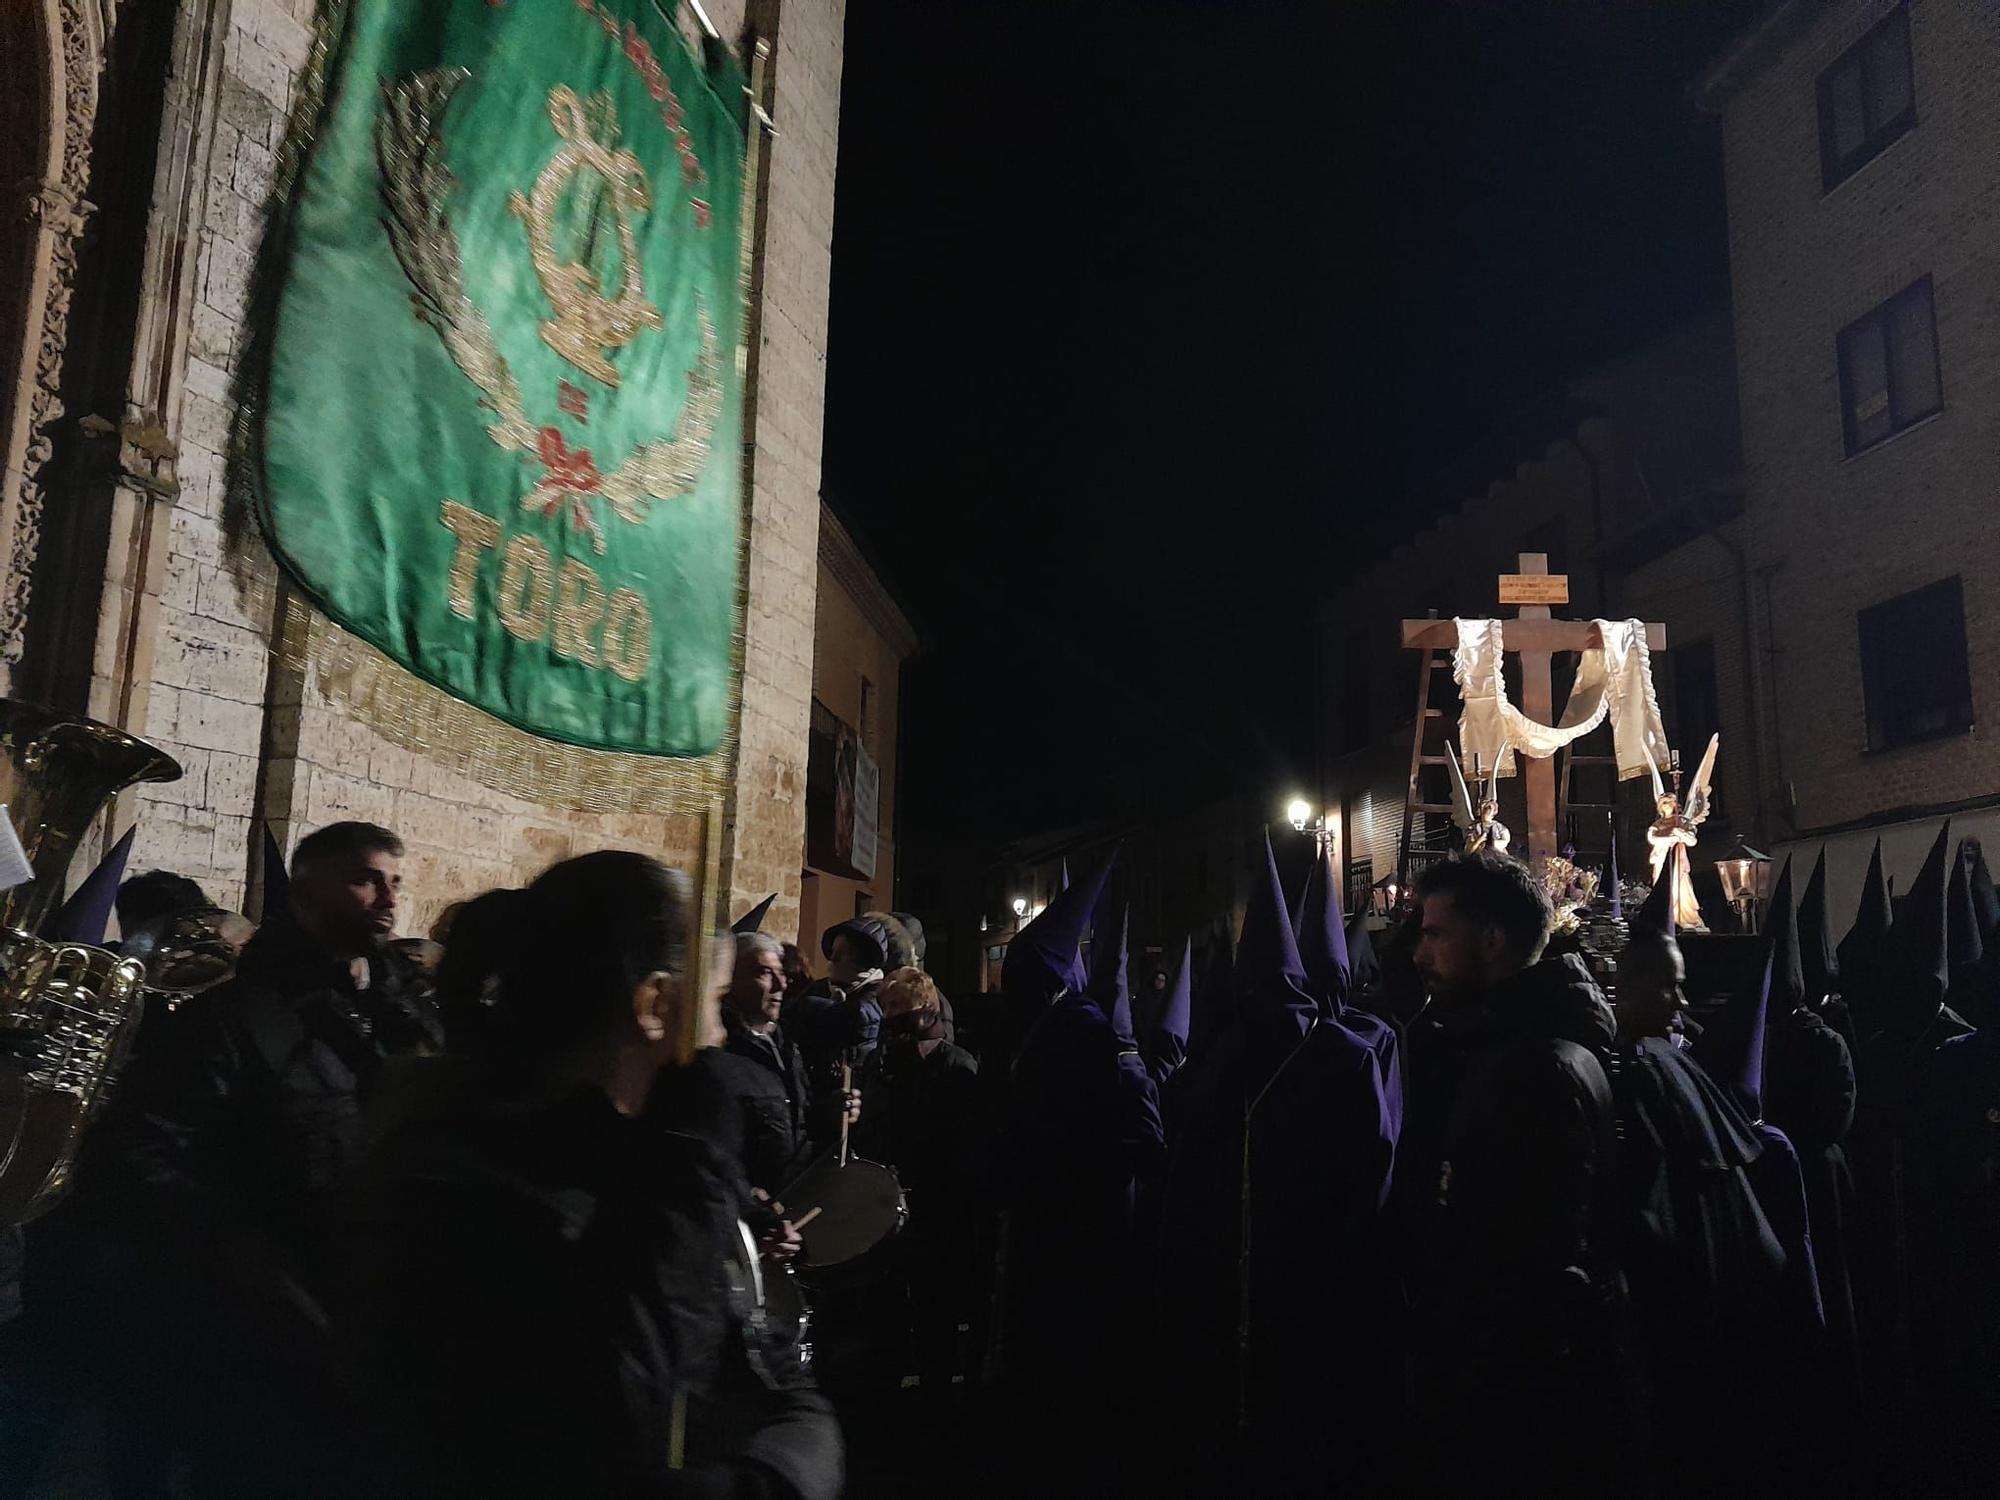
[691,198,712,229]
[536,426,602,492]
[557,381,591,423]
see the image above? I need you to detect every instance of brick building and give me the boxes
[1700,0,2000,914]
[1310,315,1752,907]
[1,0,872,943]
[796,499,916,962]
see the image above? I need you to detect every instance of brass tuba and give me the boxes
[0,700,181,1224]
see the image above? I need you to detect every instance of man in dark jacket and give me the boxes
[715,933,856,1198]
[1404,853,1645,1496]
[84,820,440,1492]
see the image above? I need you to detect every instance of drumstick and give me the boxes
[791,1205,824,1230]
[837,1061,853,1168]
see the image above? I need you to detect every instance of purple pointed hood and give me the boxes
[1836,838,1892,1002]
[1003,851,1112,1016]
[1765,857,1804,1015]
[1234,832,1318,1079]
[1058,857,1071,893]
[1295,846,1350,1020]
[1798,846,1839,1002]
[1632,850,1680,939]
[1345,912,1381,996]
[1948,840,1985,975]
[1883,823,1951,1027]
[261,823,292,925]
[731,893,778,935]
[1692,859,1795,1121]
[1966,839,2000,943]
[1089,900,1134,1040]
[47,827,135,946]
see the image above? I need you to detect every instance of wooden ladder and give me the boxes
[1558,721,1620,861]
[1397,634,1459,892]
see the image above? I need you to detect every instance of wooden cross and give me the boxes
[1400,553,1667,867]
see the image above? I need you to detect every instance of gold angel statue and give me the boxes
[1446,742,1511,857]
[1644,733,1719,931]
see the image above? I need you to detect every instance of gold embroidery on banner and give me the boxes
[498,534,554,640]
[441,500,501,618]
[603,588,652,683]
[510,86,664,388]
[377,71,721,555]
[216,11,749,811]
[553,558,607,666]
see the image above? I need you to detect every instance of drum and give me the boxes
[778,1154,907,1286]
[761,1261,813,1373]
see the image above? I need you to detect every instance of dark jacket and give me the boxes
[782,977,883,1093]
[853,1036,981,1212]
[87,917,441,1268]
[1403,954,1644,1495]
[346,1080,842,1499]
[717,1017,823,1197]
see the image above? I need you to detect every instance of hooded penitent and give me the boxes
[1345,912,1381,998]
[1608,832,1623,922]
[261,823,291,924]
[1879,823,1952,1037]
[1835,839,1892,1014]
[46,827,136,946]
[1947,841,1987,1020]
[1154,833,1393,1490]
[1001,854,1112,1022]
[1964,840,2000,944]
[1089,899,1134,1042]
[730,893,777,935]
[1149,935,1192,1087]
[1698,857,1795,1120]
[1632,842,1680,940]
[1297,845,1403,1137]
[1798,846,1840,1004]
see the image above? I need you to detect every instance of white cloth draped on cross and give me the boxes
[1450,617,1669,781]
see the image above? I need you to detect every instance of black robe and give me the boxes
[1612,1036,1795,1497]
[1156,1014,1393,1492]
[990,992,1162,1484]
[1765,1007,1862,1403]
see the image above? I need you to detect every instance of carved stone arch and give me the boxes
[0,0,110,676]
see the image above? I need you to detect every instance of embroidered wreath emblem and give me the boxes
[376,68,719,553]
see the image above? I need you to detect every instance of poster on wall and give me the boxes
[808,700,879,881]
[243,0,747,756]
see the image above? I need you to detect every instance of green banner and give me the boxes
[248,0,746,757]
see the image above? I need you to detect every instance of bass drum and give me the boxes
[779,1155,907,1289]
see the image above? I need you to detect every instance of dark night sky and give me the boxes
[820,0,1770,879]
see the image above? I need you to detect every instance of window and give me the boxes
[1859,578,1973,751]
[1817,6,1915,190]
[1837,278,1941,455]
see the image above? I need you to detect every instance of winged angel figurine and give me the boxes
[1644,733,1719,931]
[1446,742,1511,857]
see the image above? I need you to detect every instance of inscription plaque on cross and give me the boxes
[1400,553,1667,867]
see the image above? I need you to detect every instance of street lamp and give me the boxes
[1286,797,1313,833]
[1011,896,1028,920]
[1714,839,1771,934]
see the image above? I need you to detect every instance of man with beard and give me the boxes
[853,968,982,1445]
[1403,852,1644,1496]
[86,821,441,1493]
